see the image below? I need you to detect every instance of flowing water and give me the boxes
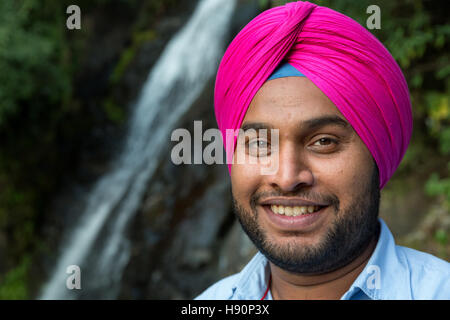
[39,0,236,299]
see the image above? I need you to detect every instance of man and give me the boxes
[195,1,450,300]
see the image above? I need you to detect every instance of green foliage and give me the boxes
[423,90,450,154]
[426,169,450,207]
[0,0,71,128]
[434,228,448,246]
[102,98,126,124]
[259,0,271,10]
[439,126,450,155]
[0,1,72,277]
[0,182,35,257]
[0,255,31,299]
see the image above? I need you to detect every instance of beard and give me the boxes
[232,164,381,275]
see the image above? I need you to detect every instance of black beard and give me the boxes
[232,164,381,274]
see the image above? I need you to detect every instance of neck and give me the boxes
[269,234,378,300]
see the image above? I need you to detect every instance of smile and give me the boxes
[270,204,322,216]
[261,204,329,231]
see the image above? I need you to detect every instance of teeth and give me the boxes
[270,205,321,216]
[284,207,293,216]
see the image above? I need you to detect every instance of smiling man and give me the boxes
[195,1,450,300]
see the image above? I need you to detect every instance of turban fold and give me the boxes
[214,1,412,189]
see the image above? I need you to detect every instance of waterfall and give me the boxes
[39,0,236,299]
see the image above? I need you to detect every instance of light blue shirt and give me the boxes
[195,219,450,300]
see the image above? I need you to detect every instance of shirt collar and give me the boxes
[229,218,412,300]
[231,251,271,300]
[342,218,412,300]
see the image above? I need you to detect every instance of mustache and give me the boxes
[250,190,340,210]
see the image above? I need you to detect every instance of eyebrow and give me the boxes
[241,115,351,133]
[302,115,351,131]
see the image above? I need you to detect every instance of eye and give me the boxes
[314,138,334,146]
[249,139,268,148]
[310,137,339,151]
[248,139,270,157]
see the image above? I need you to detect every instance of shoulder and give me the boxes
[195,252,270,300]
[194,273,240,300]
[397,245,450,299]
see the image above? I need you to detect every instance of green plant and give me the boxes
[0,255,31,299]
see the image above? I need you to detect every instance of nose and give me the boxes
[268,142,314,192]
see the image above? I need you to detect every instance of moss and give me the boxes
[102,98,126,124]
[0,255,31,299]
[434,229,448,246]
[105,29,157,124]
[426,171,450,206]
[109,29,156,86]
[258,0,270,10]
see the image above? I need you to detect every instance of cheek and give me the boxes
[311,145,373,199]
[230,162,261,202]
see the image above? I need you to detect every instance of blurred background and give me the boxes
[0,0,448,299]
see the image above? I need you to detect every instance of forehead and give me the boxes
[245,77,342,123]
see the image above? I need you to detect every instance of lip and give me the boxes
[261,204,329,232]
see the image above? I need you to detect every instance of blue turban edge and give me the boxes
[267,62,306,81]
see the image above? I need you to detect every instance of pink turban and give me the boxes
[214,1,413,189]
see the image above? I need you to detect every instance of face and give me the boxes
[231,77,380,274]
